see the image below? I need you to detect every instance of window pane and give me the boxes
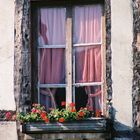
[39,48,65,84]
[40,88,66,111]
[73,5,102,44]
[38,8,66,46]
[75,46,101,83]
[75,85,102,116]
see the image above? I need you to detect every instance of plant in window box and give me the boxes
[48,102,90,122]
[17,103,90,123]
[17,104,49,123]
[0,110,16,121]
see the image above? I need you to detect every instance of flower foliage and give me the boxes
[17,103,90,123]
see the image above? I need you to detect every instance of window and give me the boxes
[32,1,106,117]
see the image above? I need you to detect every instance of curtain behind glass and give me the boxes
[73,5,102,112]
[39,8,66,84]
[38,8,66,109]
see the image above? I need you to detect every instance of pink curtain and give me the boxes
[38,8,66,109]
[74,5,102,112]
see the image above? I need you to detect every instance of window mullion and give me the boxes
[101,14,106,116]
[38,45,65,48]
[72,47,76,103]
[66,7,73,105]
[73,42,102,47]
[39,84,66,88]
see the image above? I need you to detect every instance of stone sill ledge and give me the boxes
[21,118,111,134]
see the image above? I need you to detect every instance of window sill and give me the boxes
[21,117,111,134]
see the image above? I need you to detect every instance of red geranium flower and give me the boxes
[96,110,102,117]
[44,117,49,123]
[70,102,75,107]
[31,108,37,113]
[61,101,66,106]
[70,108,76,112]
[78,111,85,117]
[58,117,65,123]
[40,112,46,119]
[12,114,16,121]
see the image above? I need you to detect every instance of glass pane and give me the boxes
[74,85,102,117]
[73,5,102,44]
[38,8,66,46]
[40,88,66,111]
[75,46,101,83]
[39,48,65,84]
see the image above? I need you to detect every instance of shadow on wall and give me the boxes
[112,107,132,131]
[111,107,140,139]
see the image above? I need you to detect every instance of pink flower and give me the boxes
[31,108,37,113]
[12,115,16,121]
[32,103,39,107]
[36,109,41,114]
[5,112,12,119]
[61,101,66,106]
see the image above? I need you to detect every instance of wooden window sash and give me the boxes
[72,46,76,103]
[73,42,102,47]
[39,84,66,88]
[36,5,106,115]
[72,9,104,111]
[73,82,103,87]
[66,7,73,104]
[101,14,106,116]
[38,82,40,103]
[38,45,66,48]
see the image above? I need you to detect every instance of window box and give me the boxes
[22,118,110,133]
[21,118,111,139]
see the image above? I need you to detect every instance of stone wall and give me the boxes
[105,0,112,118]
[132,0,140,129]
[14,0,31,113]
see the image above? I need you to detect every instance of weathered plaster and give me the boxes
[111,0,133,129]
[0,122,18,140]
[0,0,15,110]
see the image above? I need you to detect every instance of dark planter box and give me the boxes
[21,118,112,139]
[22,118,111,133]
